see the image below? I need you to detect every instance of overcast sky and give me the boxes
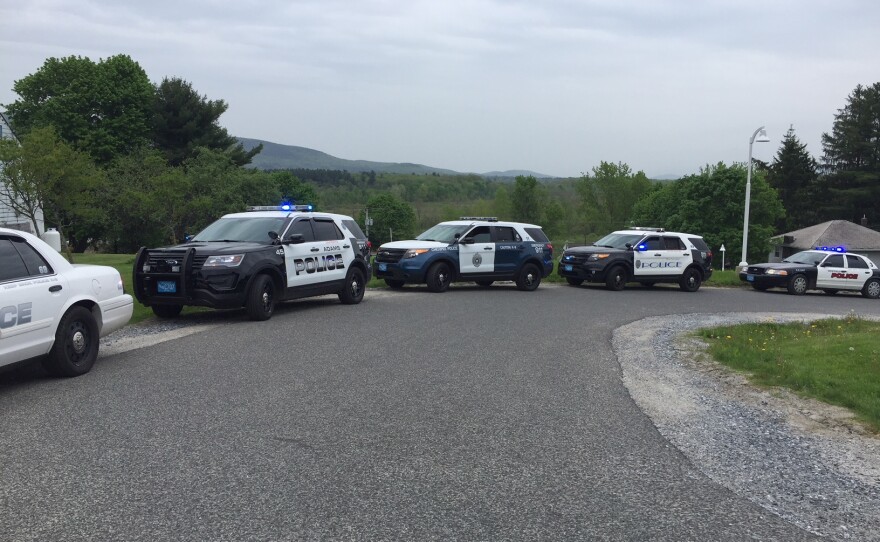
[3,1,879,178]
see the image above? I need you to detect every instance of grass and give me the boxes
[698,316,880,432]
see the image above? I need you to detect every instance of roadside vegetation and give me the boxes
[698,316,880,432]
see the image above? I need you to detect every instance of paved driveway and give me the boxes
[2,285,878,541]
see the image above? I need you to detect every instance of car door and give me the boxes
[491,225,524,277]
[458,226,495,275]
[310,218,351,284]
[283,218,322,288]
[0,235,67,365]
[816,254,845,289]
[845,254,873,290]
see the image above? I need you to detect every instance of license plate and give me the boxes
[378,263,387,272]
[746,275,754,282]
[564,265,572,272]
[157,280,177,293]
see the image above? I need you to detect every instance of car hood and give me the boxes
[163,241,272,254]
[379,240,450,250]
[747,262,814,271]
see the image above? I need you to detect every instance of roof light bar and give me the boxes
[630,227,664,232]
[459,216,498,222]
[814,245,846,253]
[247,204,314,212]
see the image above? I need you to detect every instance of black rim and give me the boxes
[66,320,90,365]
[350,274,362,298]
[261,283,273,313]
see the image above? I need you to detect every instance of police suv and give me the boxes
[1,227,133,376]
[133,205,372,321]
[558,228,713,292]
[372,217,554,292]
[741,247,880,298]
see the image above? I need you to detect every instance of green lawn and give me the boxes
[698,316,880,432]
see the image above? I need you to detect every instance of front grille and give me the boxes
[746,266,765,275]
[375,248,407,263]
[561,253,590,265]
[143,250,207,272]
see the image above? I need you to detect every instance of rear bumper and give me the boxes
[99,295,134,336]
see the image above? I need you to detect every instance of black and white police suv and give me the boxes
[133,205,372,321]
[557,228,713,292]
[740,247,880,298]
[1,227,133,376]
[372,217,554,292]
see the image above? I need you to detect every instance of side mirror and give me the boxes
[461,237,474,245]
[268,231,279,241]
[285,233,305,244]
[625,243,633,250]
[184,234,193,242]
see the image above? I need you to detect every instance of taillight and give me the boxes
[367,240,372,250]
[546,243,553,253]
[707,250,713,261]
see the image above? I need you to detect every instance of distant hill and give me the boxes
[238,137,554,178]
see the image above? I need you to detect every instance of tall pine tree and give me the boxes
[767,126,819,231]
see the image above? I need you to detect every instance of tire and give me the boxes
[516,263,542,291]
[678,267,702,292]
[823,289,839,296]
[426,262,452,293]
[787,274,808,296]
[385,279,405,289]
[43,306,99,377]
[566,277,584,286]
[151,304,183,319]
[475,280,494,287]
[339,268,365,304]
[246,274,275,320]
[752,284,769,291]
[604,266,627,291]
[863,278,880,299]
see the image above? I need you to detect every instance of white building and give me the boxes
[0,112,44,234]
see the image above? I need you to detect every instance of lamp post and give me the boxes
[738,126,770,270]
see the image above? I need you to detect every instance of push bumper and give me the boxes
[739,272,787,289]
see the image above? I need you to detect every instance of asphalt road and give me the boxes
[2,284,879,541]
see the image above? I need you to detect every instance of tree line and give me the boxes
[1,54,877,263]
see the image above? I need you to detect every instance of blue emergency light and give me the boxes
[814,246,846,253]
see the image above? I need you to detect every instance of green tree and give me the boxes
[576,162,652,236]
[359,192,416,245]
[767,126,820,231]
[153,77,262,166]
[819,82,880,223]
[5,55,154,164]
[510,175,544,224]
[0,126,104,256]
[631,162,784,263]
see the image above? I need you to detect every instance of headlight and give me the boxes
[766,269,788,276]
[403,249,429,259]
[587,253,610,262]
[204,254,245,267]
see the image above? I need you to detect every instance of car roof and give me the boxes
[439,220,543,228]
[221,210,354,221]
[613,229,702,238]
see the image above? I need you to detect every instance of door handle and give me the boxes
[310,248,320,252]
[653,253,662,257]
[484,247,493,251]
[49,285,62,292]
[682,253,689,256]
[343,244,350,249]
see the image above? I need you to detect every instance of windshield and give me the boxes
[191,217,288,243]
[592,233,644,249]
[416,223,471,243]
[783,251,825,265]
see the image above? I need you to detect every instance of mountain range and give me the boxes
[237,137,555,179]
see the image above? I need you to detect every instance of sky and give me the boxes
[2,0,879,178]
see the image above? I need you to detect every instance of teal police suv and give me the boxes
[373,217,554,292]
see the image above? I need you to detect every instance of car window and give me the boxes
[312,219,344,241]
[847,255,869,269]
[524,227,549,242]
[823,254,845,267]
[192,217,288,243]
[493,226,521,242]
[641,236,663,250]
[11,237,54,275]
[287,219,315,242]
[342,219,367,239]
[466,226,492,243]
[663,236,686,250]
[0,238,30,282]
[687,237,709,251]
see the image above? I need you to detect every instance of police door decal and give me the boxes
[458,226,495,274]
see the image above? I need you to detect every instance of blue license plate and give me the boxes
[746,275,754,282]
[158,280,177,293]
[564,265,572,272]
[378,263,387,272]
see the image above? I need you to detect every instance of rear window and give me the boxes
[342,219,367,239]
[525,227,549,242]
[688,237,709,251]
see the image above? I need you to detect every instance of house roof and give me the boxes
[773,220,880,251]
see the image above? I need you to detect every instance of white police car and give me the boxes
[372,217,554,292]
[133,204,372,320]
[741,246,880,297]
[0,227,133,377]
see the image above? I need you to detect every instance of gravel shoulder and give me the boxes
[615,312,880,541]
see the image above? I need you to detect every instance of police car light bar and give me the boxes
[247,204,314,212]
[814,245,846,253]
[630,227,664,232]
[459,216,498,222]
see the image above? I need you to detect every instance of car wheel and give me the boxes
[151,304,183,319]
[246,274,275,320]
[426,262,452,293]
[339,268,365,304]
[566,277,584,286]
[475,280,494,287]
[43,306,99,377]
[823,289,839,296]
[385,279,405,289]
[863,278,880,299]
[787,274,808,295]
[516,263,541,291]
[679,268,702,292]
[605,266,627,291]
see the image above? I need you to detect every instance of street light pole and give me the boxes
[738,126,770,270]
